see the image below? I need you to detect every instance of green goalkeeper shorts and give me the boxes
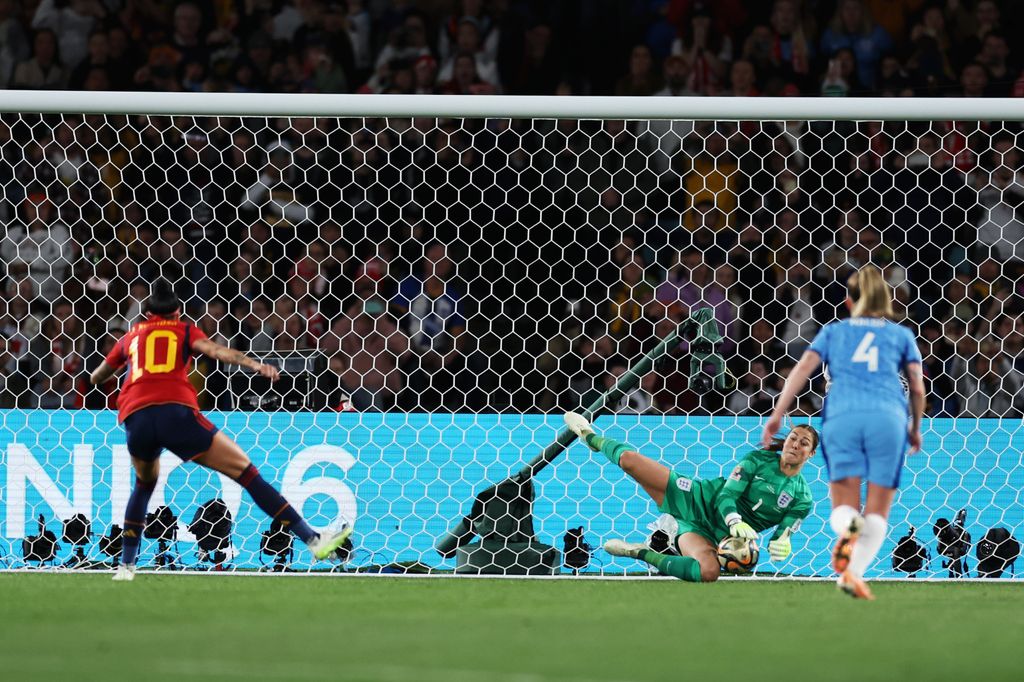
[657,471,720,546]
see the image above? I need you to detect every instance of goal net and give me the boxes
[0,93,1021,579]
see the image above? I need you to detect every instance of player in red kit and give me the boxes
[91,279,351,581]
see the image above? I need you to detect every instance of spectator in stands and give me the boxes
[32,0,106,70]
[275,312,312,353]
[392,242,468,411]
[959,61,989,97]
[820,46,864,96]
[952,0,1002,69]
[238,296,276,353]
[906,5,954,87]
[974,32,1013,96]
[438,50,495,94]
[302,40,349,93]
[0,297,29,407]
[820,0,891,91]
[726,358,779,415]
[438,0,499,65]
[656,247,736,355]
[605,251,656,351]
[683,125,738,224]
[11,27,66,88]
[413,54,438,93]
[344,0,372,76]
[959,348,1023,418]
[771,257,822,361]
[329,297,410,411]
[766,0,813,87]
[371,11,430,83]
[917,319,957,416]
[78,320,120,409]
[1,192,72,304]
[728,220,774,304]
[607,362,656,414]
[0,0,29,88]
[241,140,315,227]
[167,2,207,67]
[132,42,184,92]
[284,273,326,346]
[27,300,82,408]
[268,297,299,353]
[653,53,694,98]
[723,58,759,96]
[671,0,732,95]
[505,22,558,95]
[104,24,141,89]
[437,16,500,91]
[616,44,662,96]
[973,136,1024,263]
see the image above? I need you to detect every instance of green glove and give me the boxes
[726,514,757,540]
[769,528,793,562]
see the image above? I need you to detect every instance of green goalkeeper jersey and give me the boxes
[676,449,813,542]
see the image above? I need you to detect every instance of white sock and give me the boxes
[848,514,887,578]
[829,505,859,537]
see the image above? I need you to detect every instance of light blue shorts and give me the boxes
[820,410,909,488]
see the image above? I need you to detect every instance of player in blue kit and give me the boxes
[762,265,925,600]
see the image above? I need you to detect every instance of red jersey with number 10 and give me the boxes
[104,314,208,422]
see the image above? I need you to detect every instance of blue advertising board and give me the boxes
[0,410,1021,578]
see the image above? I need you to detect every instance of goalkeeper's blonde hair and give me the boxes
[850,265,894,319]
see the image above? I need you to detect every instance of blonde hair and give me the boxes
[850,265,894,318]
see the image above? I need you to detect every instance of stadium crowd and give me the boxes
[0,0,1023,418]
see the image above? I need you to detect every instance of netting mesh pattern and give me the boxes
[0,111,1021,577]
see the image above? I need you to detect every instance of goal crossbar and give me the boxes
[3,91,1024,121]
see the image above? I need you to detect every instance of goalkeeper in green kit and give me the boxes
[564,413,816,582]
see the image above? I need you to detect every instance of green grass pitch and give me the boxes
[2,574,1021,682]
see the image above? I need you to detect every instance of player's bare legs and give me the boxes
[863,484,897,518]
[193,432,351,561]
[618,451,671,507]
[192,431,250,478]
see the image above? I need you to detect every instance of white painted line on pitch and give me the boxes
[1,568,1021,582]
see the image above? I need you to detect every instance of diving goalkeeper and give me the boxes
[564,413,815,582]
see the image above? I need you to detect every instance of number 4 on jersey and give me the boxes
[852,332,879,372]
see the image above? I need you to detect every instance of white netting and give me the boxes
[0,104,1021,578]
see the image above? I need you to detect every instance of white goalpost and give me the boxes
[0,92,1021,579]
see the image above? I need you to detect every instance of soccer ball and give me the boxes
[717,536,759,574]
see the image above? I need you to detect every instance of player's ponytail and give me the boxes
[850,265,894,319]
[143,278,181,317]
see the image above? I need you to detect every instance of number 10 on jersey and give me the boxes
[128,330,179,381]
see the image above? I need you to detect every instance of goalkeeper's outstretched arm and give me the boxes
[716,454,758,540]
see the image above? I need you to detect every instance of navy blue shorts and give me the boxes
[123,404,219,462]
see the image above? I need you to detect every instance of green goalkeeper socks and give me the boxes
[584,434,631,467]
[637,549,704,582]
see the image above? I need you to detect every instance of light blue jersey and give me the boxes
[808,317,921,419]
[808,316,922,488]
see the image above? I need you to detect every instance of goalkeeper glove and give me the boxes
[768,528,794,562]
[725,513,757,540]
